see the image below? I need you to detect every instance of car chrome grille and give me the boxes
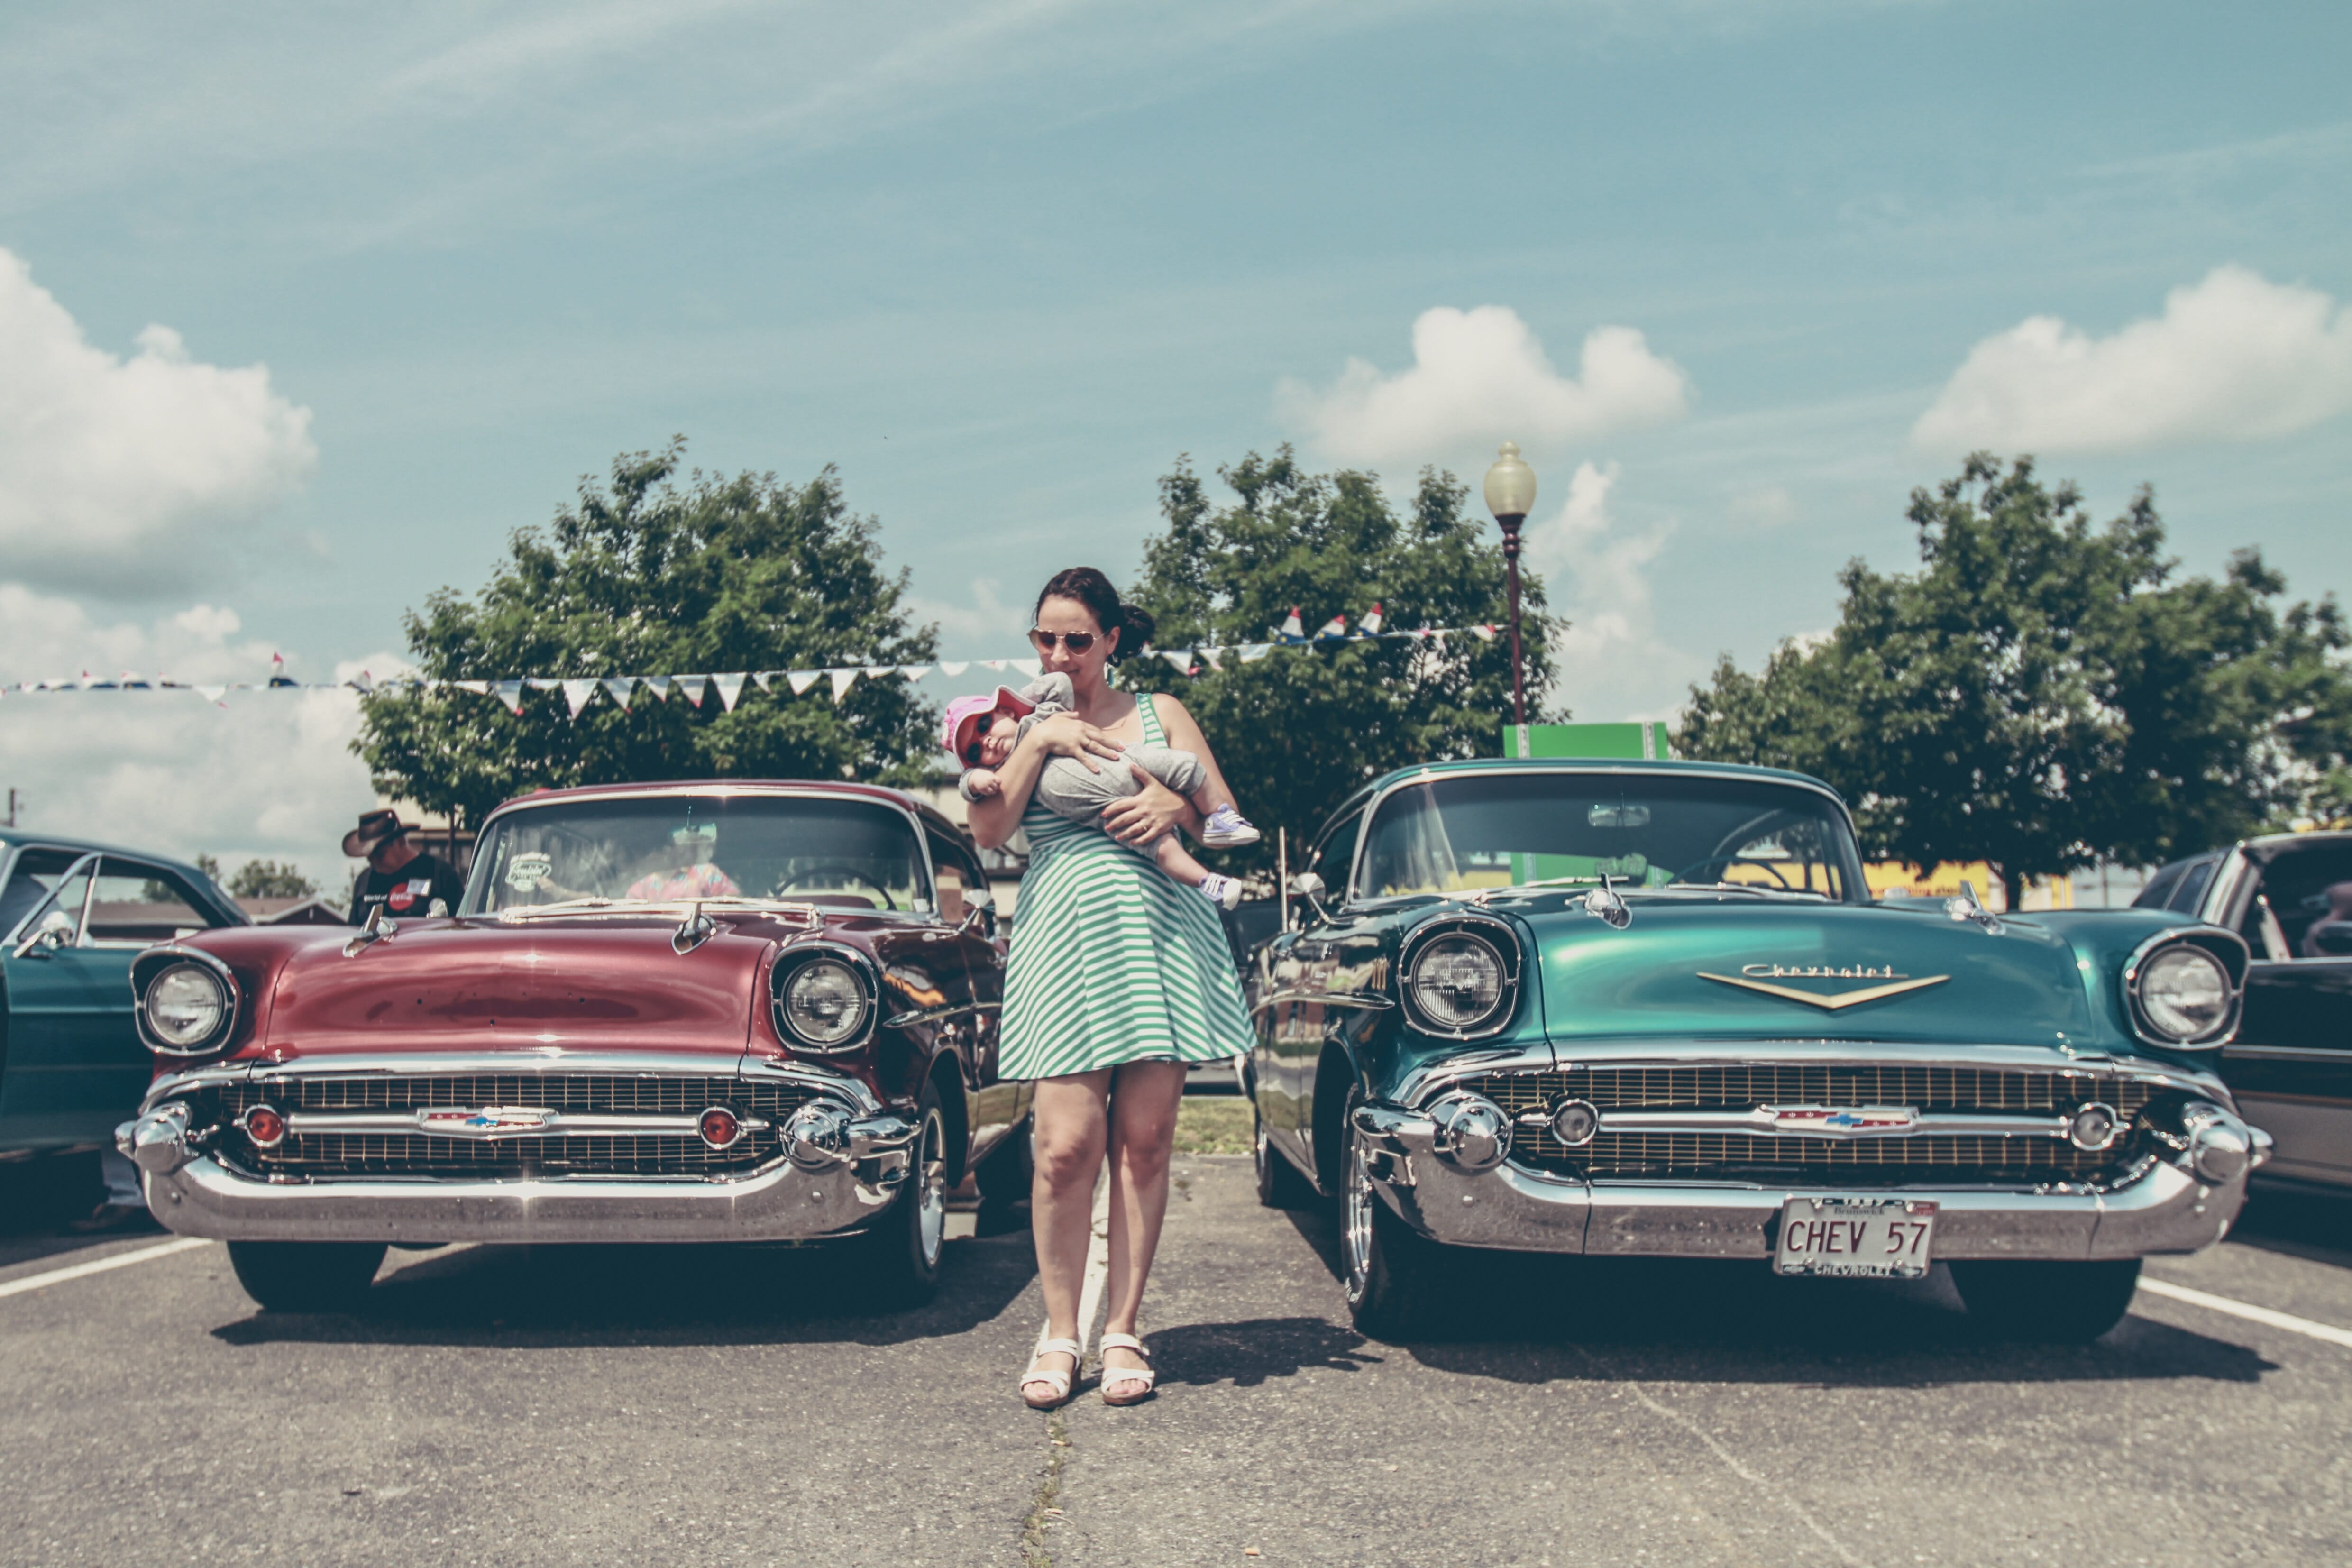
[203,1073,821,1178]
[1461,1065,2157,1182]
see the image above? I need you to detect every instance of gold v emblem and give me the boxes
[1698,972,1952,1010]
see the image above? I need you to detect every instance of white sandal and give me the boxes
[1022,1338,1082,1410]
[1098,1332,1157,1406]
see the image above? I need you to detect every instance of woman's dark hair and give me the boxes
[1034,567,1155,664]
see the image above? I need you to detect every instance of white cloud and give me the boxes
[1519,460,1693,722]
[1911,266,2352,455]
[0,585,382,890]
[0,248,316,590]
[1279,306,1690,467]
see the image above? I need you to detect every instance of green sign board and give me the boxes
[1502,721,1675,761]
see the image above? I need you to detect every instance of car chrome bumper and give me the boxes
[135,1117,918,1246]
[1352,1102,2255,1261]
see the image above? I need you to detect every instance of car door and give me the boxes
[2220,842,2352,1189]
[0,852,227,1153]
[1256,809,1364,1174]
[925,824,1027,1159]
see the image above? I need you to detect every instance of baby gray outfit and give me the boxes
[959,674,1205,832]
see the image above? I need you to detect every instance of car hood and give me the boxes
[248,918,771,1061]
[1523,896,2095,1049]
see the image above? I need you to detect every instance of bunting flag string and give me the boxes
[0,606,1507,717]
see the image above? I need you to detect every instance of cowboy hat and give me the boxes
[342,808,417,858]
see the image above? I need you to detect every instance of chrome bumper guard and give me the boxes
[1350,1100,2267,1261]
[119,1099,917,1246]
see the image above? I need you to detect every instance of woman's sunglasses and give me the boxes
[1028,628,1100,653]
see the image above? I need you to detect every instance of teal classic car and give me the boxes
[1248,760,2270,1340]
[1,831,247,1165]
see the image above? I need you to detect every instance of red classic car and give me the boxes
[115,782,1031,1311]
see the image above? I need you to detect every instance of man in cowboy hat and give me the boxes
[346,808,466,922]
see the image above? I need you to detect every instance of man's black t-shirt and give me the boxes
[351,851,467,921]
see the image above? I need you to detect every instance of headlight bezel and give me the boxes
[769,946,879,1055]
[2123,930,2245,1049]
[1398,915,1523,1040]
[129,947,240,1057]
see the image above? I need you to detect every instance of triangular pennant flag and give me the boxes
[713,673,747,713]
[348,670,375,694]
[1199,648,1224,672]
[898,663,932,681]
[1159,649,1195,675]
[1315,614,1348,640]
[193,684,228,706]
[752,671,775,691]
[1238,643,1273,662]
[493,679,526,714]
[861,665,895,683]
[672,675,710,708]
[525,677,563,691]
[465,679,496,697]
[562,679,598,718]
[1472,624,1498,642]
[1278,607,1304,641]
[1358,603,1384,636]
[982,659,1008,672]
[787,670,823,696]
[938,661,970,678]
[828,669,859,701]
[603,677,635,710]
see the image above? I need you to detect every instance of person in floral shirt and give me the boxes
[625,824,741,901]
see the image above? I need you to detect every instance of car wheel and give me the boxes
[1951,1257,2142,1342]
[1254,1108,1315,1210]
[854,1082,949,1308]
[1342,1130,1439,1339]
[974,1112,1034,1213]
[226,1241,388,1313]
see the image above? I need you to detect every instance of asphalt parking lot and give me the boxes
[1,1156,2346,1568]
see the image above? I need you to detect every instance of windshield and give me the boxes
[466,795,931,916]
[1359,772,1864,903]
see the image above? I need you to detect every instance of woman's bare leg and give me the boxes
[1029,1069,1113,1388]
[1101,1060,1188,1390]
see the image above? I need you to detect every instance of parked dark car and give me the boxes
[1,832,247,1164]
[117,782,1029,1311]
[1249,759,2270,1341]
[2137,831,2352,1192]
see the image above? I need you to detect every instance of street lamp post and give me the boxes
[1482,442,1537,741]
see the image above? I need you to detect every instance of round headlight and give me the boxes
[1408,933,1508,1032]
[781,959,868,1048]
[145,962,229,1051]
[2137,945,2230,1041]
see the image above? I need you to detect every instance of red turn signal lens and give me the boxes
[698,1107,741,1149]
[244,1105,286,1148]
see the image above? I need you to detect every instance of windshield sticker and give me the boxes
[506,852,553,892]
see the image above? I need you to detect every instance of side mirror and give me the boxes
[13,909,76,958]
[958,885,997,935]
[1289,871,1331,925]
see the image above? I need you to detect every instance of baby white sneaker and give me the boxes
[1199,805,1261,848]
[1197,873,1243,911]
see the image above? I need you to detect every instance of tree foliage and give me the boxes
[357,440,937,827]
[228,860,320,899]
[1677,454,2352,902]
[1126,448,1557,875]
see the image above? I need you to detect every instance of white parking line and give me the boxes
[2139,1278,2352,1351]
[0,1238,211,1300]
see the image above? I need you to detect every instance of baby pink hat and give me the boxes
[940,686,1037,761]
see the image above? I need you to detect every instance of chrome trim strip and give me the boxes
[2222,1044,2352,1063]
[1560,1108,2074,1140]
[140,1051,887,1119]
[278,1110,770,1139]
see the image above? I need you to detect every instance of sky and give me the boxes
[0,0,2346,888]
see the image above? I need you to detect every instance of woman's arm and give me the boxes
[966,713,1126,849]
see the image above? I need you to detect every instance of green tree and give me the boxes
[1126,448,1557,875]
[357,440,938,828]
[227,860,320,899]
[1677,454,2352,903]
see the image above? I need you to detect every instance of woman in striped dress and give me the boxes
[967,568,1254,1409]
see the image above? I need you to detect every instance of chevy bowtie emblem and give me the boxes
[418,1106,558,1137]
[1698,969,1950,1009]
[1764,1105,1919,1136]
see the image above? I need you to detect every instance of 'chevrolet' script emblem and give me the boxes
[1698,966,1950,1010]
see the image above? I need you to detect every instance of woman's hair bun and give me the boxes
[1034,567,1152,663]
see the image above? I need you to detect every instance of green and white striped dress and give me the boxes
[998,693,1253,1081]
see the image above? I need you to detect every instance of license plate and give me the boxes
[1774,1196,1938,1279]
